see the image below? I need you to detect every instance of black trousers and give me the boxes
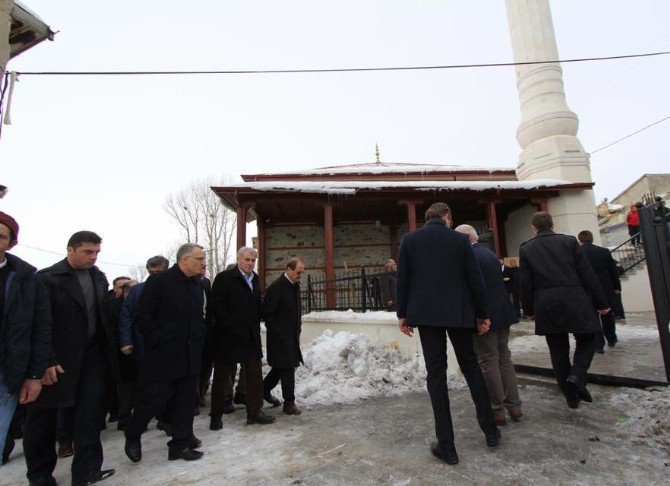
[545,333,597,402]
[211,360,262,419]
[117,381,137,427]
[596,312,617,350]
[417,326,495,448]
[23,353,107,483]
[126,374,197,452]
[263,367,296,403]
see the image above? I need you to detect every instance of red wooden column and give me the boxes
[399,201,418,232]
[257,217,266,292]
[323,202,336,307]
[236,206,247,250]
[487,201,502,256]
[531,197,549,212]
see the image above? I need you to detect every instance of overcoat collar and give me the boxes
[425,218,446,227]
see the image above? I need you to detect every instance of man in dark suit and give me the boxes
[520,212,610,409]
[578,230,621,352]
[124,244,207,463]
[456,225,521,426]
[209,247,274,429]
[502,258,521,317]
[263,258,305,416]
[25,231,118,486]
[396,202,498,466]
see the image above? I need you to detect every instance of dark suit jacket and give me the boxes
[135,264,207,382]
[263,275,304,369]
[502,265,520,295]
[396,218,488,328]
[581,242,621,308]
[210,267,263,364]
[471,243,518,332]
[519,230,608,335]
[35,259,118,408]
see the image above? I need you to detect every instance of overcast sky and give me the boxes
[1,0,669,279]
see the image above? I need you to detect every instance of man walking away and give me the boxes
[456,225,522,426]
[578,230,621,352]
[0,212,51,458]
[124,244,207,462]
[520,212,610,409]
[25,231,118,486]
[396,203,499,466]
[263,258,305,416]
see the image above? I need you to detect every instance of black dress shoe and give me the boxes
[73,469,116,485]
[124,438,142,463]
[566,375,593,403]
[222,399,235,414]
[485,428,501,447]
[247,411,276,425]
[28,477,57,486]
[188,436,202,449]
[430,442,459,465]
[567,399,581,409]
[168,448,204,461]
[596,348,604,354]
[210,417,223,431]
[264,393,282,407]
[233,392,247,405]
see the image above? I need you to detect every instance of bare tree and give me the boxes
[128,265,148,282]
[163,176,236,278]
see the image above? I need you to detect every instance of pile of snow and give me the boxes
[612,388,670,454]
[270,330,463,407]
[302,309,397,322]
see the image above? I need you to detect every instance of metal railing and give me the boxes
[303,266,395,314]
[611,232,646,276]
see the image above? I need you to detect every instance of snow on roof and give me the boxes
[252,162,515,176]
[225,178,576,195]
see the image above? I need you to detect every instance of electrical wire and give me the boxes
[16,243,138,267]
[588,115,670,156]
[13,50,670,77]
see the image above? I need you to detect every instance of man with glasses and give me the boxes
[124,244,208,463]
[262,258,305,416]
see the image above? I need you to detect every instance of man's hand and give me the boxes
[399,318,414,337]
[614,291,621,295]
[597,308,611,316]
[476,318,491,335]
[19,379,42,404]
[121,345,134,355]
[41,365,65,385]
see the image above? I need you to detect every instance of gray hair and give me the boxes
[384,258,396,266]
[176,243,204,262]
[145,255,169,270]
[454,224,479,242]
[236,246,258,259]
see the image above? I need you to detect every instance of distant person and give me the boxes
[456,225,522,426]
[578,230,621,352]
[25,231,118,486]
[124,244,208,463]
[396,202,499,466]
[110,276,131,298]
[378,258,397,311]
[502,258,521,317]
[626,204,641,246]
[263,258,305,416]
[519,213,610,409]
[0,212,51,457]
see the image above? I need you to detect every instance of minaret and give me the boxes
[375,143,381,164]
[505,0,599,238]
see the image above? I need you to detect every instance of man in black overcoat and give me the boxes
[25,231,118,486]
[209,247,274,428]
[263,258,305,415]
[578,230,621,352]
[396,202,499,466]
[520,212,610,409]
[124,243,207,463]
[456,225,521,426]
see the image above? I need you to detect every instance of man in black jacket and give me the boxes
[263,258,305,416]
[209,247,274,428]
[124,243,207,463]
[520,213,610,409]
[578,230,621,352]
[396,202,498,466]
[0,212,51,456]
[25,231,118,486]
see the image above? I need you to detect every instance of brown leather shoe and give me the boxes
[283,402,301,415]
[493,411,507,426]
[509,408,523,422]
[57,440,73,458]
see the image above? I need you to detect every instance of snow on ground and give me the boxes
[611,387,670,455]
[302,310,396,322]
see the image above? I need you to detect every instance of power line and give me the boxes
[17,244,138,267]
[13,50,670,77]
[588,114,670,156]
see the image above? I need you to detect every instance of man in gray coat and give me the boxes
[520,212,610,408]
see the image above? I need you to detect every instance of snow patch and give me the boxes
[611,388,670,455]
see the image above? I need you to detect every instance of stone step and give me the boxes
[515,372,558,390]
